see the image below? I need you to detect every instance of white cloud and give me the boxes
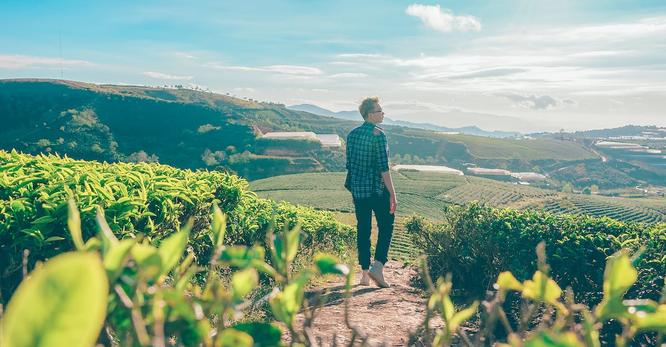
[495,93,576,110]
[211,63,323,75]
[172,52,197,59]
[232,87,256,93]
[328,72,368,79]
[142,71,193,80]
[0,54,93,69]
[406,4,481,33]
[336,53,384,59]
[265,65,323,75]
[328,15,666,97]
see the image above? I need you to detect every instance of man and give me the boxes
[344,97,397,288]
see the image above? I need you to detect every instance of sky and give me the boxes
[1,0,665,132]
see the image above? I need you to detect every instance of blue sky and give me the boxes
[2,0,666,131]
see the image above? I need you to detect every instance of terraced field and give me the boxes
[539,195,666,224]
[438,177,557,207]
[251,171,666,226]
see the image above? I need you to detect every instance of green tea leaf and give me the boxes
[210,204,227,249]
[67,199,84,250]
[96,207,118,255]
[285,224,301,264]
[216,328,253,347]
[595,251,638,319]
[496,271,523,292]
[220,245,265,269]
[632,305,666,333]
[524,331,585,347]
[104,239,136,282]
[449,301,479,332]
[231,268,258,301]
[314,253,349,276]
[158,220,191,277]
[1,252,108,347]
[84,237,101,252]
[131,243,162,280]
[231,322,282,347]
[604,252,638,299]
[522,271,562,305]
[269,272,310,326]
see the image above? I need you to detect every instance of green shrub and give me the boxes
[0,150,353,303]
[406,203,666,305]
[1,202,351,346]
[415,244,666,346]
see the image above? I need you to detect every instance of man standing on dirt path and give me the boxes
[344,96,397,288]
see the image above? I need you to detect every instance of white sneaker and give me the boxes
[359,270,370,286]
[368,260,390,288]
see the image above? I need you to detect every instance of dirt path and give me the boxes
[292,261,443,346]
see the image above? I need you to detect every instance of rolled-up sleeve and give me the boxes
[376,132,389,172]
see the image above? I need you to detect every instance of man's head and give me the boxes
[358,96,384,124]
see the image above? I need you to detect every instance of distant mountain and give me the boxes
[287,104,520,138]
[532,125,666,139]
[571,125,666,138]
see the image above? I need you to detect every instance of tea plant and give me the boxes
[0,200,352,346]
[415,243,666,346]
[0,150,354,303]
[407,203,666,304]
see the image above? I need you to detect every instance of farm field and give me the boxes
[437,133,598,160]
[251,171,666,223]
[536,195,666,224]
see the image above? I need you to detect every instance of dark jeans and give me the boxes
[353,191,395,270]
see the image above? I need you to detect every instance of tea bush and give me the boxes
[406,203,666,305]
[0,150,353,302]
[414,243,666,346]
[1,202,352,347]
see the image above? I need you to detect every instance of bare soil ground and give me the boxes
[289,261,443,346]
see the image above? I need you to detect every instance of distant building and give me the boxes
[316,134,342,147]
[467,167,510,176]
[263,132,318,141]
[261,131,341,148]
[510,172,547,181]
[392,165,464,175]
[595,141,645,149]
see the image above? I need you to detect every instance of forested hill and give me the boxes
[0,79,356,178]
[1,79,598,180]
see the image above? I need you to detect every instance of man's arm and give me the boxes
[381,171,397,214]
[376,131,397,214]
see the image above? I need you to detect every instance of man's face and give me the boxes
[366,103,384,124]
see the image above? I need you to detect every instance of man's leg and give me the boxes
[353,197,373,270]
[373,191,395,265]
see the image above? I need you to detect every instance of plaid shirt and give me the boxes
[345,122,390,199]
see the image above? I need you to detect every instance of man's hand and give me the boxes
[389,194,397,214]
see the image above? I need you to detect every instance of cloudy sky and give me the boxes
[2,0,665,132]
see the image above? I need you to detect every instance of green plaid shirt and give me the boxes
[345,122,390,199]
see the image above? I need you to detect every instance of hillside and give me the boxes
[1,79,604,181]
[250,171,666,224]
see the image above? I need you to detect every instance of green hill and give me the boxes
[250,171,666,223]
[1,79,605,181]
